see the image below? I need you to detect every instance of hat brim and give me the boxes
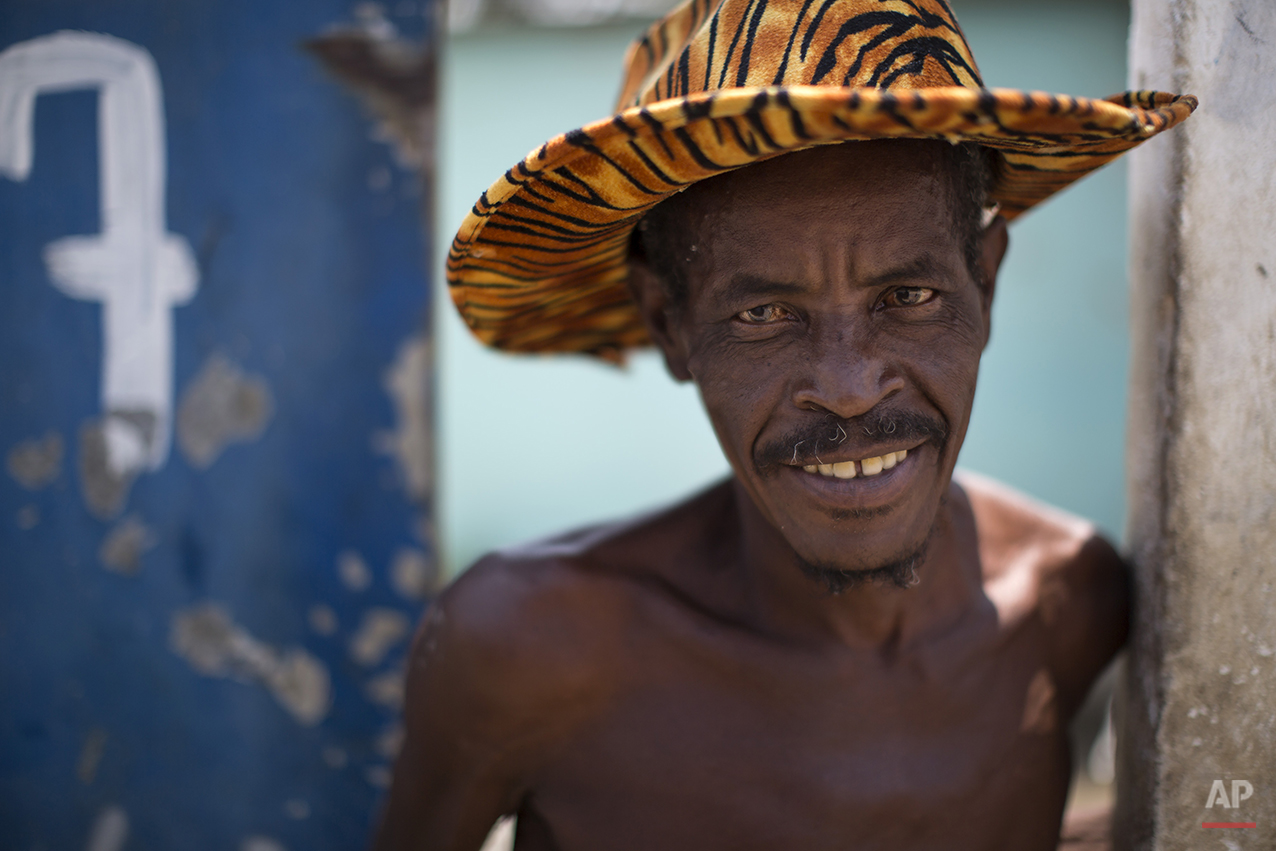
[448,85,1195,358]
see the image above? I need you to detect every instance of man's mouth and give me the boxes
[780,442,927,519]
[798,449,909,480]
[753,407,948,482]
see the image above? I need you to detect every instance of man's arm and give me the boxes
[372,553,615,851]
[372,556,560,851]
[961,472,1131,716]
[1040,530,1131,716]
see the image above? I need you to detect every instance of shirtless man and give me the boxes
[376,138,1126,850]
[374,1,1194,847]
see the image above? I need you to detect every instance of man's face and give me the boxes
[636,141,1005,578]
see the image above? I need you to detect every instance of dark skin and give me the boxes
[375,142,1130,851]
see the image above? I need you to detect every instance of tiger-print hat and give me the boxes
[448,0,1196,358]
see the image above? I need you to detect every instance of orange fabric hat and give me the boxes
[448,0,1195,358]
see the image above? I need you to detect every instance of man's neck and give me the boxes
[727,478,985,652]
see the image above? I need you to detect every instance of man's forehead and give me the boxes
[660,142,961,263]
[661,141,956,237]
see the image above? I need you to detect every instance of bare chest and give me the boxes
[518,627,1072,851]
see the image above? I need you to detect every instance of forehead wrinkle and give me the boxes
[715,250,955,308]
[700,182,959,283]
[645,140,975,309]
[717,273,809,305]
[859,253,960,289]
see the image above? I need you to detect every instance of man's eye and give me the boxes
[737,304,789,323]
[885,286,935,308]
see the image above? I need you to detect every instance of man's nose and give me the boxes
[790,326,904,419]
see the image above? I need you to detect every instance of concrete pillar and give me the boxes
[1120,1,1276,847]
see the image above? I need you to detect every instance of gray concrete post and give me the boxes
[1120,1,1276,847]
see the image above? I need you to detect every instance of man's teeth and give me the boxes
[801,450,908,479]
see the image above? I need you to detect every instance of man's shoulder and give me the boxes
[956,469,1121,581]
[427,479,736,690]
[402,532,638,752]
[428,532,634,689]
[386,495,737,837]
[956,469,1128,624]
[956,470,1130,703]
[486,476,735,574]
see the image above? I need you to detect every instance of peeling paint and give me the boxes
[76,728,107,785]
[16,504,39,530]
[284,798,310,820]
[305,8,436,174]
[6,431,63,489]
[365,665,405,709]
[368,165,391,191]
[99,517,156,575]
[307,603,338,635]
[321,745,348,769]
[413,513,434,548]
[170,603,331,726]
[374,336,432,502]
[337,549,372,592]
[349,608,410,666]
[364,765,392,788]
[375,721,404,759]
[79,415,152,518]
[240,837,287,851]
[176,354,274,469]
[85,805,128,851]
[390,546,436,600]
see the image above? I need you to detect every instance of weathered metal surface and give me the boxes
[0,2,437,848]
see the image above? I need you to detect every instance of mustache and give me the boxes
[754,408,949,473]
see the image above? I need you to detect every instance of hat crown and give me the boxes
[617,0,983,110]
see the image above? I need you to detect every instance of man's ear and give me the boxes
[976,213,1009,347]
[627,253,693,382]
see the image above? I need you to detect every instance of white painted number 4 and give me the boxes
[0,31,198,477]
[1206,779,1254,809]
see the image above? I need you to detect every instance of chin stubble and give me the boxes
[797,535,931,596]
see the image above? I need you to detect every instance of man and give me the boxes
[377,1,1194,848]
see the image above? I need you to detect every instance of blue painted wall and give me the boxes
[1,2,436,848]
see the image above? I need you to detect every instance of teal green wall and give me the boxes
[437,1,1134,575]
